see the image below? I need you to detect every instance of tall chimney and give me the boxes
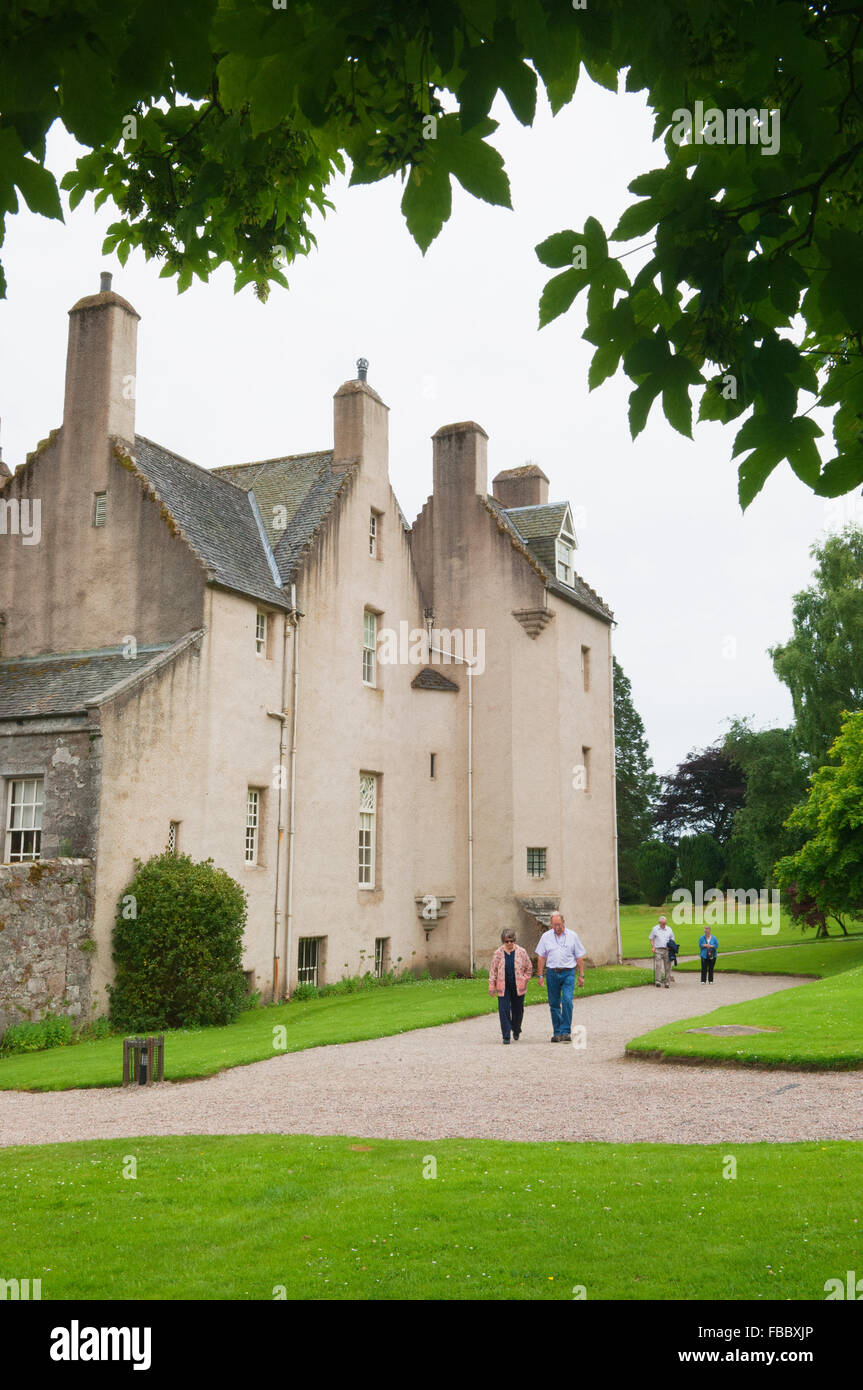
[333,370,389,480]
[492,463,549,509]
[432,421,488,507]
[62,273,139,448]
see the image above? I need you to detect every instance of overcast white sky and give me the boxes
[2,75,860,776]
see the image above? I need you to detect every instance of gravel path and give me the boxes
[1,971,861,1148]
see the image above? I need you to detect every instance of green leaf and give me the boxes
[13,157,62,220]
[436,116,510,209]
[536,229,579,269]
[538,268,584,327]
[401,163,452,254]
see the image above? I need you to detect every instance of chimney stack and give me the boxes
[333,368,389,480]
[432,422,488,511]
[62,273,139,449]
[492,463,549,509]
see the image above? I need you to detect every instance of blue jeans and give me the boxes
[546,968,575,1036]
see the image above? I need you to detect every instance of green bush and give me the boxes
[677,833,725,897]
[108,853,248,1031]
[0,1014,74,1056]
[636,840,677,906]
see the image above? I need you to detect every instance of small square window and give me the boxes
[527,847,547,878]
[93,493,107,528]
[256,612,267,656]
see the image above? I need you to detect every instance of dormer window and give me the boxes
[556,529,575,585]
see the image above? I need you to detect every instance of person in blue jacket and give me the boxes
[698,925,719,983]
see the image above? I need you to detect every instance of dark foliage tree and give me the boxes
[636,839,677,907]
[613,657,659,903]
[676,832,724,897]
[722,719,810,886]
[653,745,745,845]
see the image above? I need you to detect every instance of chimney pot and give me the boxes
[100,271,113,293]
[357,357,369,382]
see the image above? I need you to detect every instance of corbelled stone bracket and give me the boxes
[512,608,555,639]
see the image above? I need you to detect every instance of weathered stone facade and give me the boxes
[0,720,101,859]
[0,860,94,1034]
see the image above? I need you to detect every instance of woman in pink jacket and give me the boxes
[488,929,533,1044]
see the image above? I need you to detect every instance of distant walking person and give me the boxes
[649,915,675,988]
[488,930,533,1044]
[536,913,586,1043]
[699,925,719,983]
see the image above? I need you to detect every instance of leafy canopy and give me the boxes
[3,1,863,500]
[770,525,863,767]
[775,710,863,925]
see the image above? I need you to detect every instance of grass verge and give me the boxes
[0,1133,858,1301]
[0,967,650,1093]
[627,961,863,1070]
[618,902,862,958]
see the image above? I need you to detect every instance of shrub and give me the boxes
[108,853,248,1031]
[677,833,725,897]
[636,840,677,906]
[0,1014,74,1056]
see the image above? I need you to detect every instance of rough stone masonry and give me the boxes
[0,860,94,1034]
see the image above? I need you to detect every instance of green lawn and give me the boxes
[0,967,650,1093]
[628,953,863,1070]
[0,1133,858,1300]
[617,902,861,959]
[675,938,863,977]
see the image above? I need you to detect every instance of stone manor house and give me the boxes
[0,277,619,1031]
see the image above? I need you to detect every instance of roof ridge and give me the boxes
[134,434,249,494]
[214,449,332,474]
[0,643,168,667]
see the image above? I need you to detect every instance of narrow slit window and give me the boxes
[430,752,436,779]
[359,774,377,887]
[256,612,267,656]
[167,821,180,855]
[362,610,377,686]
[581,645,591,692]
[93,493,107,528]
[245,789,260,864]
[369,512,378,557]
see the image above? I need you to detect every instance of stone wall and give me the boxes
[0,860,94,1035]
[0,719,101,859]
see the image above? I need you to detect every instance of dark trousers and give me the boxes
[701,954,716,982]
[498,984,524,1040]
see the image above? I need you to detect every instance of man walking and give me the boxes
[649,915,675,988]
[536,912,586,1043]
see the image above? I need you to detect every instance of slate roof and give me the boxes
[130,436,290,609]
[486,497,613,623]
[0,644,170,719]
[503,502,570,540]
[411,666,460,692]
[213,451,354,581]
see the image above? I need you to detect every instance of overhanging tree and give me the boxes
[3,2,863,503]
